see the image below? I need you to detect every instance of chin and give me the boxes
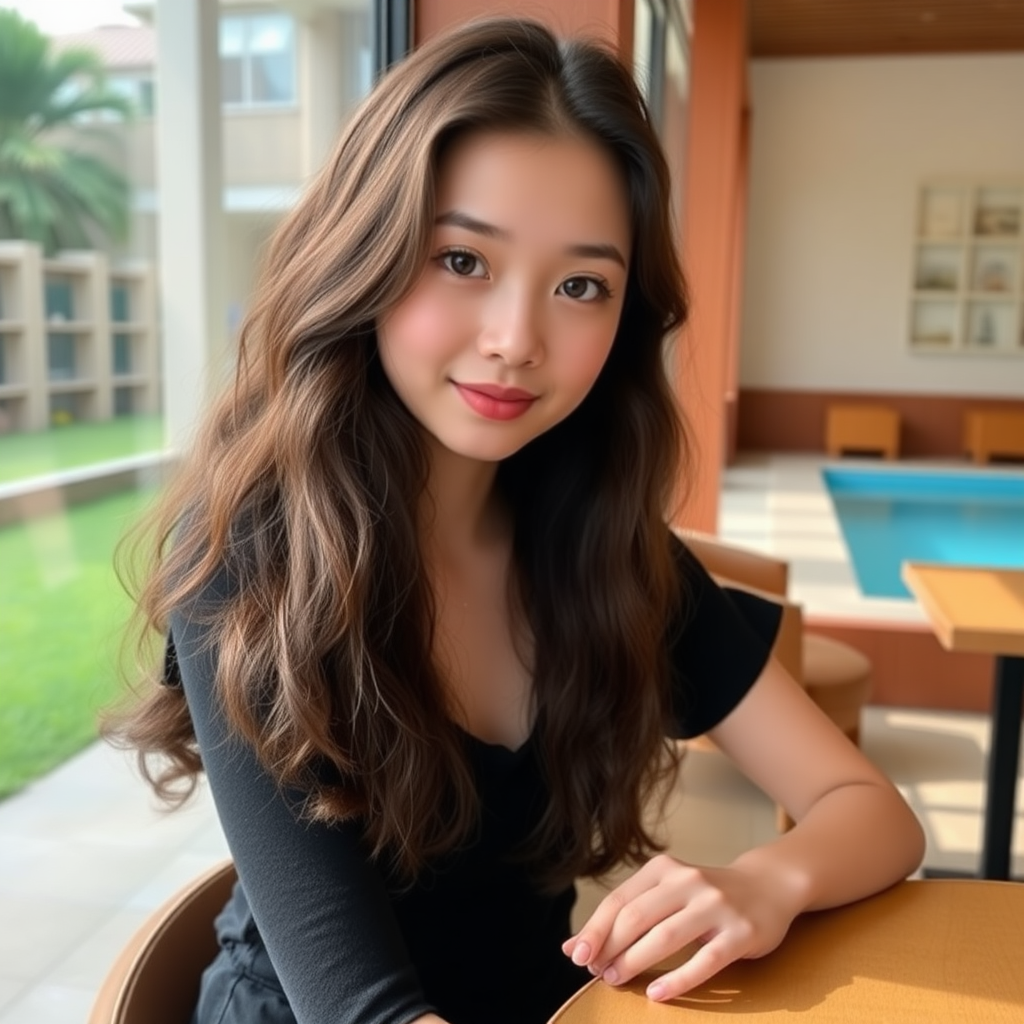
[438,430,536,464]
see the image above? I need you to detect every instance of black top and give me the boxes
[168,535,780,1024]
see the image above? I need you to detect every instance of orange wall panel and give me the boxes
[675,0,747,531]
[416,0,632,57]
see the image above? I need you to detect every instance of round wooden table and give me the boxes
[548,880,1024,1022]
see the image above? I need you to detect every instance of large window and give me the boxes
[220,13,296,107]
[1,0,411,814]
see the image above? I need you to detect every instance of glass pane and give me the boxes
[110,283,131,322]
[47,333,77,380]
[248,14,292,55]
[219,15,245,56]
[252,53,294,103]
[248,14,295,104]
[113,333,132,374]
[45,278,75,320]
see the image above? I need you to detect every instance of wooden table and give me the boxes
[548,880,1024,1023]
[901,563,1024,880]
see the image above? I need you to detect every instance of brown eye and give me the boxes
[442,251,485,277]
[559,277,607,302]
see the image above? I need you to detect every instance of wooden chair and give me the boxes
[825,404,900,460]
[963,409,1024,464]
[88,859,237,1024]
[679,529,872,748]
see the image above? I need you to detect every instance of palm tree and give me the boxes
[0,9,134,254]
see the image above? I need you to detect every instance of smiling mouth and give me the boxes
[453,382,538,421]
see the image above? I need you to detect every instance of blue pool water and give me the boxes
[822,468,1024,599]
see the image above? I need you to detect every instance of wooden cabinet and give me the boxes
[909,181,1024,357]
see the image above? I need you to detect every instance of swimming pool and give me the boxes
[822,467,1024,599]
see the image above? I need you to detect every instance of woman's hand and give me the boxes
[563,853,805,1002]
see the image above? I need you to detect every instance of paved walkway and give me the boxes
[0,741,227,1023]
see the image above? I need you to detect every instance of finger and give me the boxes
[561,934,598,971]
[568,857,687,968]
[596,906,704,985]
[588,879,704,975]
[597,883,740,984]
[645,933,747,1002]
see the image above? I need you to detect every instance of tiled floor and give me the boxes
[1,453,1021,1023]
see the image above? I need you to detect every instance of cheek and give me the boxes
[557,324,619,395]
[379,289,460,367]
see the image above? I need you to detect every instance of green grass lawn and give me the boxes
[0,415,165,484]
[0,488,158,798]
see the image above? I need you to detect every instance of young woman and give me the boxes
[112,17,924,1024]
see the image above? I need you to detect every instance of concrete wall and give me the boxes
[742,53,1024,398]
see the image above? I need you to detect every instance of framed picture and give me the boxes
[919,189,964,238]
[974,205,1021,237]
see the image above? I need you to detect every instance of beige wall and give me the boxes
[742,53,1024,398]
[222,111,303,185]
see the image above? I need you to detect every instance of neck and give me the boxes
[419,435,506,558]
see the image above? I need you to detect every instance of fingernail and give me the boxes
[561,938,573,954]
[587,964,600,977]
[571,940,591,966]
[647,982,666,1001]
[603,967,619,985]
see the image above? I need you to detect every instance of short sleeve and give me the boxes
[168,568,436,1024]
[667,535,783,739]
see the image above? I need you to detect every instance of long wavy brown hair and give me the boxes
[109,16,690,889]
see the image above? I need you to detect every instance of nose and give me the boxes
[477,283,545,367]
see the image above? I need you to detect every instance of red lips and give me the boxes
[453,382,537,420]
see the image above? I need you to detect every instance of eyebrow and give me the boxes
[435,210,627,269]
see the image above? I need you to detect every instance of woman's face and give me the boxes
[377,129,631,465]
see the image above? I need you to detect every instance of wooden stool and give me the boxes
[801,633,872,746]
[825,404,900,460]
[963,409,1024,464]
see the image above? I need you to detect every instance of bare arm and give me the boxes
[712,656,924,910]
[564,657,925,1000]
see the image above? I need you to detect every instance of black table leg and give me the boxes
[980,655,1024,881]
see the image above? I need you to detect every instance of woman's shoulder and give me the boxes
[664,526,783,738]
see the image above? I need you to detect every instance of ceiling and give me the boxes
[749,0,1024,58]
